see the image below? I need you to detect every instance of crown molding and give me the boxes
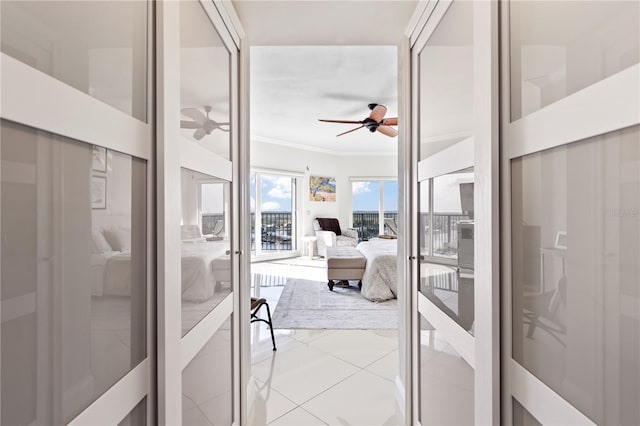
[251,134,397,157]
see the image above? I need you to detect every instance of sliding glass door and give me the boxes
[250,172,298,257]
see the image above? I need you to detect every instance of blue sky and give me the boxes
[352,181,398,212]
[250,174,293,212]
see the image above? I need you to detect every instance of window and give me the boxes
[351,179,398,241]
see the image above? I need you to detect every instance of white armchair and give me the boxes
[313,218,358,257]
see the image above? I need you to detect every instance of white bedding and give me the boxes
[357,239,398,302]
[91,241,229,302]
[181,241,229,302]
[91,251,131,297]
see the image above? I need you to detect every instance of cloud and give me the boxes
[261,201,281,211]
[352,181,372,195]
[262,176,292,199]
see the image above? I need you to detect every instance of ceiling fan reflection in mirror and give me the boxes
[180,105,229,140]
[318,103,398,137]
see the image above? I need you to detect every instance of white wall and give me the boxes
[251,140,398,238]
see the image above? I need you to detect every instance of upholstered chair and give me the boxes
[313,218,358,257]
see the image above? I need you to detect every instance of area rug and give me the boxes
[271,278,398,329]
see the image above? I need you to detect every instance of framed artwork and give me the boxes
[92,175,107,209]
[309,176,336,202]
[92,146,107,172]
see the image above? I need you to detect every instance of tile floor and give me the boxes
[248,258,402,426]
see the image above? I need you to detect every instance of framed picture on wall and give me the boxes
[92,146,107,172]
[309,176,336,202]
[92,175,107,209]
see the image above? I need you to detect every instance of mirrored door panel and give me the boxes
[180,0,231,160]
[511,125,640,424]
[1,120,147,424]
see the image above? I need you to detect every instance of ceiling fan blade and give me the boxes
[369,104,387,122]
[336,125,364,137]
[318,119,363,124]
[381,117,398,126]
[377,125,398,137]
[181,108,207,125]
[193,128,207,140]
[180,120,201,129]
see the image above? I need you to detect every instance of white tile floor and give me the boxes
[248,258,402,426]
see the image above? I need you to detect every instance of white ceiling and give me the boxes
[234,0,419,155]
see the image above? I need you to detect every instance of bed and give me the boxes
[91,226,230,302]
[356,238,398,302]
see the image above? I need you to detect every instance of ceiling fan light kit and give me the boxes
[318,103,398,138]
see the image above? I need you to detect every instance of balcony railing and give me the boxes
[352,211,398,242]
[420,212,469,257]
[212,211,467,256]
[202,213,225,235]
[250,212,293,251]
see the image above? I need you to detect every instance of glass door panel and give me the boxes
[509,1,639,121]
[1,120,147,424]
[418,0,474,161]
[1,0,148,122]
[180,168,231,336]
[432,169,474,261]
[419,315,474,425]
[180,0,231,160]
[511,125,640,424]
[182,316,233,425]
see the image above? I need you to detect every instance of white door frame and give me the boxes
[405,0,500,424]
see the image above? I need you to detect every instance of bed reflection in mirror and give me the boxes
[181,168,232,335]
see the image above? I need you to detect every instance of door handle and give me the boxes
[235,250,242,255]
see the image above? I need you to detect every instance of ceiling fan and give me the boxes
[318,103,398,137]
[180,105,229,140]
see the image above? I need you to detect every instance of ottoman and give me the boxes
[325,246,366,291]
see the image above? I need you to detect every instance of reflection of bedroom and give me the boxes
[180,168,232,335]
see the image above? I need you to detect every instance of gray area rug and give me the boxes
[271,278,398,329]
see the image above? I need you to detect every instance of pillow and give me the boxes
[91,230,112,254]
[103,227,131,252]
[316,218,341,236]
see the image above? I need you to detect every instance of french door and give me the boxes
[407,1,499,424]
[156,1,244,424]
[1,1,154,423]
[501,1,640,424]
